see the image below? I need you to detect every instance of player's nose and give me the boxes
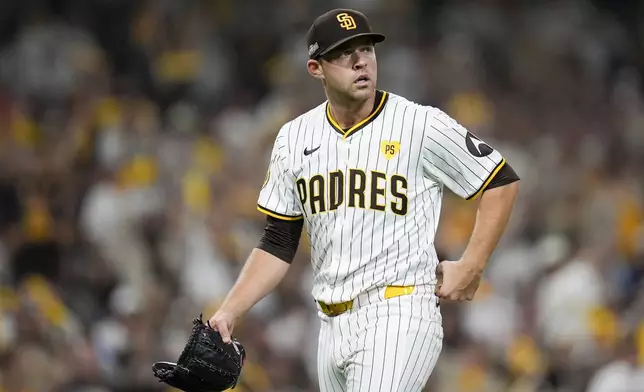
[353,55,367,70]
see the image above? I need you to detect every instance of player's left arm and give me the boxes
[460,166,520,273]
[421,107,520,300]
[437,173,520,301]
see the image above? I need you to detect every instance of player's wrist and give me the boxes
[220,302,247,320]
[459,256,486,273]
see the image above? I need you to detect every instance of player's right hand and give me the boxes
[208,310,237,344]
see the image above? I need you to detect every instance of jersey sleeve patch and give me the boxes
[421,108,505,199]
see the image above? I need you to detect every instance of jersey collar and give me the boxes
[325,90,389,139]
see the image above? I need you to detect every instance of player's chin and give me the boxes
[349,85,375,100]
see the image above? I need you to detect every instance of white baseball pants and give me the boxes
[316,285,443,392]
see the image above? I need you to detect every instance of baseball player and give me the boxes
[209,8,520,392]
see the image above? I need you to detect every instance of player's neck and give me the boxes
[327,91,377,129]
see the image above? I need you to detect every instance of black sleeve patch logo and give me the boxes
[465,132,493,157]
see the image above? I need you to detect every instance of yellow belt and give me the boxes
[318,285,415,317]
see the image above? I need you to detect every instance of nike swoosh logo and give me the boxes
[304,146,321,156]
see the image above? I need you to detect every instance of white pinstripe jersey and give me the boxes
[257,91,506,304]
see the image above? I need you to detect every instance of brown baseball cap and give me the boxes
[306,9,385,59]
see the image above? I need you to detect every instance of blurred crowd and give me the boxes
[0,0,643,391]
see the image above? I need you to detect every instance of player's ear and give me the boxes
[307,59,324,80]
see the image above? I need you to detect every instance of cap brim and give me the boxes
[317,33,386,58]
